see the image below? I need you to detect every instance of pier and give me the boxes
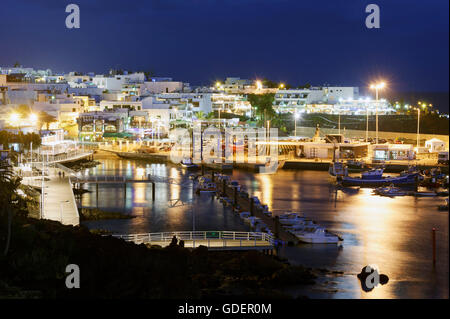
[21,167,80,226]
[215,175,299,245]
[111,231,274,251]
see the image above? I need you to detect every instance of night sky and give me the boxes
[1,0,448,108]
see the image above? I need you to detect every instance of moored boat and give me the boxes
[374,184,408,197]
[341,171,419,187]
[293,227,342,244]
[180,158,199,170]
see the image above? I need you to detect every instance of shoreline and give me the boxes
[0,215,318,299]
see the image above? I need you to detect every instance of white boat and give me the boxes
[293,227,341,244]
[374,184,408,197]
[278,212,306,225]
[180,158,199,170]
[283,220,318,231]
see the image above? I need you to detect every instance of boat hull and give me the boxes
[296,236,340,244]
[341,174,418,187]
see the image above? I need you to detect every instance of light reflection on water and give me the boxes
[82,158,448,299]
[232,170,449,299]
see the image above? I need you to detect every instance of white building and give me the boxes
[425,138,446,153]
[211,93,252,115]
[100,100,143,111]
[92,73,145,92]
[274,86,393,114]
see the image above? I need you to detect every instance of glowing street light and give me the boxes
[417,108,420,148]
[9,112,20,126]
[369,81,386,144]
[29,113,38,125]
[294,112,300,137]
[255,80,263,90]
[279,83,285,89]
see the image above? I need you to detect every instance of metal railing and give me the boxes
[71,175,127,183]
[111,231,274,248]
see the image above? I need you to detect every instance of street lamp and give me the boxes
[417,108,420,148]
[370,82,386,144]
[256,80,263,90]
[9,112,21,130]
[294,112,300,137]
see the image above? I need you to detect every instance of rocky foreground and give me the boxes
[0,216,316,299]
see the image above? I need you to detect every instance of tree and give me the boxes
[38,111,57,130]
[262,78,279,88]
[246,93,276,124]
[0,160,21,256]
[195,111,206,120]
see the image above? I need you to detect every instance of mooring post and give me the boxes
[152,182,155,201]
[274,216,280,238]
[222,179,226,196]
[432,228,437,267]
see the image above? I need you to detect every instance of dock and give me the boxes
[111,231,274,251]
[21,167,80,226]
[214,175,299,245]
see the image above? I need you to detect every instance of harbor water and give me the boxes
[81,155,449,299]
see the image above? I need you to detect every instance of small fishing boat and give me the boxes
[374,184,408,197]
[341,171,418,187]
[361,168,384,179]
[293,227,342,244]
[180,158,199,170]
[278,212,306,225]
[283,219,319,231]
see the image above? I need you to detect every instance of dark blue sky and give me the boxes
[1,0,448,95]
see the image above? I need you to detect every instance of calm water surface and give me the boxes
[81,157,449,299]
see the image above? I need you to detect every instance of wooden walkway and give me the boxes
[112,231,274,251]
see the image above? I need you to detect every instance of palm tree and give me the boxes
[195,111,206,120]
[0,160,21,256]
